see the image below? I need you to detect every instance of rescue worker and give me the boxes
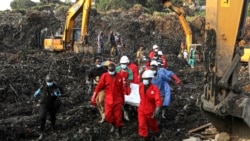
[183,49,188,62]
[86,58,107,88]
[136,45,145,66]
[115,33,125,56]
[179,41,186,58]
[188,47,196,68]
[157,50,167,68]
[157,61,181,118]
[149,60,173,119]
[148,44,159,59]
[116,55,133,121]
[138,70,162,140]
[33,73,63,140]
[97,31,104,55]
[91,63,128,138]
[127,56,140,84]
[87,58,107,122]
[138,56,151,81]
[109,30,117,56]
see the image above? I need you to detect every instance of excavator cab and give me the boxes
[44,36,64,52]
[43,28,83,52]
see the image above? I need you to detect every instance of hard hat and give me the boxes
[142,70,155,78]
[150,60,159,66]
[158,50,163,56]
[120,56,129,63]
[45,73,54,82]
[153,44,159,49]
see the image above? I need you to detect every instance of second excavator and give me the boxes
[44,0,92,52]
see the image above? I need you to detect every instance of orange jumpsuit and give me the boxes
[138,83,162,138]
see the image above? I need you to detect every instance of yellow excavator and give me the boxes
[163,0,250,63]
[163,0,193,53]
[44,0,92,52]
[162,0,250,138]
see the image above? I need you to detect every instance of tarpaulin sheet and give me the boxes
[125,83,140,107]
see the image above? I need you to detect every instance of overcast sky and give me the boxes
[0,0,75,11]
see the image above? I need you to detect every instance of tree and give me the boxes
[40,0,60,3]
[10,0,36,10]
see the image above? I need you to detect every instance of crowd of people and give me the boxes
[88,44,182,140]
[97,30,126,56]
[33,42,186,141]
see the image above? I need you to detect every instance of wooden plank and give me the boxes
[188,123,212,134]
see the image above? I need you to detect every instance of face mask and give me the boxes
[108,71,115,75]
[121,64,127,69]
[143,79,150,85]
[96,64,102,68]
[46,82,53,87]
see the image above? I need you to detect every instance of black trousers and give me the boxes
[40,104,56,132]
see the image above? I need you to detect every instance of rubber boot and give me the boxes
[124,111,130,121]
[153,132,161,140]
[161,109,166,119]
[99,113,105,123]
[110,124,115,133]
[116,127,122,139]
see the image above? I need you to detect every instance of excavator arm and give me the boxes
[44,0,92,52]
[63,0,92,46]
[162,0,192,52]
[202,0,250,137]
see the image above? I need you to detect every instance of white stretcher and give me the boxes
[125,83,140,107]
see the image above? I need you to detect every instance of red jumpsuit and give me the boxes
[148,50,155,59]
[161,56,167,68]
[138,83,162,138]
[93,72,127,127]
[116,66,132,94]
[128,62,139,84]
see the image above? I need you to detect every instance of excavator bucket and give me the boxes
[201,0,250,138]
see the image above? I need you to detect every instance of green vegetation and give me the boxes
[8,0,209,19]
[96,0,134,11]
[10,0,36,10]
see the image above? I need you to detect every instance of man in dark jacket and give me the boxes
[33,73,63,139]
[87,58,107,87]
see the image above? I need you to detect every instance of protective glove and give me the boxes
[33,88,41,97]
[54,89,61,97]
[152,107,161,119]
[171,74,181,86]
[90,92,97,106]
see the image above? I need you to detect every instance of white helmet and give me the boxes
[120,56,129,63]
[158,50,163,56]
[142,70,155,78]
[150,60,159,66]
[153,44,159,50]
